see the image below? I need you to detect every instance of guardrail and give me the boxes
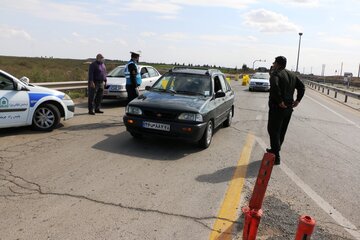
[34,81,88,91]
[33,79,360,104]
[303,79,360,103]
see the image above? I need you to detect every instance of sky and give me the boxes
[1,0,360,76]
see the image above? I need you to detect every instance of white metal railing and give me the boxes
[303,79,360,103]
[34,79,360,103]
[34,81,88,91]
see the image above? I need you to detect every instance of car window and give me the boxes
[218,75,227,92]
[224,77,232,92]
[252,73,270,79]
[152,73,211,96]
[147,67,160,77]
[107,66,125,77]
[0,74,15,90]
[141,67,150,79]
[213,75,224,93]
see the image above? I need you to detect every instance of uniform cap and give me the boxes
[130,50,142,56]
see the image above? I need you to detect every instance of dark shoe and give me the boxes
[267,148,280,165]
[88,111,95,115]
[95,109,104,114]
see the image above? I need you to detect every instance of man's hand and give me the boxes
[89,81,95,89]
[278,101,287,108]
[292,100,300,108]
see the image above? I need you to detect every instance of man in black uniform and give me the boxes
[267,56,305,165]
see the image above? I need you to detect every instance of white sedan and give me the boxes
[103,65,161,99]
[249,72,270,92]
[0,69,75,131]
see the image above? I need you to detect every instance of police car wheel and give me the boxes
[32,104,61,131]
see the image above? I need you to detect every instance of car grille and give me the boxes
[143,110,178,120]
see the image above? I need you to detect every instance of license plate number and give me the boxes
[143,121,170,131]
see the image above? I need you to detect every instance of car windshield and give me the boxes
[252,73,270,79]
[107,66,125,77]
[151,73,211,97]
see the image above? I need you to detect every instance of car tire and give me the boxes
[249,88,252,92]
[32,103,60,131]
[198,120,213,149]
[223,109,233,127]
[130,132,143,139]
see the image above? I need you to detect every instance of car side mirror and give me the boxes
[145,86,151,90]
[20,76,30,84]
[15,82,28,91]
[215,91,225,98]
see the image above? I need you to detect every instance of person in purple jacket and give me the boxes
[88,53,107,115]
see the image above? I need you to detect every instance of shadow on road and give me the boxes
[195,159,262,184]
[92,131,201,161]
[76,99,128,109]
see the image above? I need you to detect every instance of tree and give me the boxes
[242,64,249,71]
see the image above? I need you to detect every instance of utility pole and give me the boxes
[340,62,343,76]
[358,63,360,78]
[321,64,326,83]
[295,33,303,73]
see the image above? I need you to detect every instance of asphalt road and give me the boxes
[1,81,359,240]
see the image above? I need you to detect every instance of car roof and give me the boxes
[115,65,155,68]
[169,67,221,76]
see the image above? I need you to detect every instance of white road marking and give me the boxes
[305,95,360,129]
[255,136,360,239]
[256,114,262,121]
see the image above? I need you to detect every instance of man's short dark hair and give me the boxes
[275,56,287,68]
[131,53,139,58]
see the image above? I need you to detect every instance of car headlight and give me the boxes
[126,106,142,115]
[63,94,72,100]
[178,113,203,122]
[249,81,255,85]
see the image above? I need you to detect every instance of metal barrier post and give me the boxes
[242,152,275,240]
[295,215,316,240]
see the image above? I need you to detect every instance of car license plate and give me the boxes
[103,89,109,94]
[143,121,170,131]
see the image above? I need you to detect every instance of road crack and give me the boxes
[0,169,239,234]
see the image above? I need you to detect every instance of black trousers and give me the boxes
[126,84,139,103]
[88,82,104,111]
[267,104,293,156]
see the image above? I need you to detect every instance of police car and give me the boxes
[104,65,161,99]
[0,69,75,131]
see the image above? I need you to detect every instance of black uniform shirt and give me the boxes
[269,69,305,106]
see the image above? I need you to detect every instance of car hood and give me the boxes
[27,84,65,97]
[250,78,269,83]
[130,91,209,113]
[106,76,126,85]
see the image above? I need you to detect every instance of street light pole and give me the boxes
[252,59,265,70]
[295,32,303,73]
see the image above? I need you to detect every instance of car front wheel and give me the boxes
[32,104,60,131]
[223,110,232,127]
[198,120,213,149]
